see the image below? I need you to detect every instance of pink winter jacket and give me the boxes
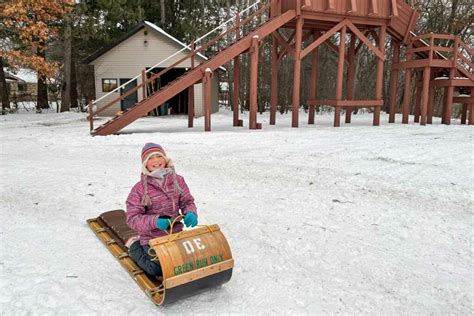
[126,173,197,245]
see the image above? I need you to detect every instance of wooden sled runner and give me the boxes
[87,210,234,305]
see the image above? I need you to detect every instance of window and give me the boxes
[18,84,27,92]
[102,78,118,92]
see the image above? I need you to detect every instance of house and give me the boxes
[4,68,38,102]
[83,21,222,117]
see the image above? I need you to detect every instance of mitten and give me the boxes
[156,217,170,230]
[183,212,198,228]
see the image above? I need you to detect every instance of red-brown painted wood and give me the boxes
[402,50,413,124]
[373,24,386,126]
[204,69,212,131]
[92,9,296,136]
[292,16,303,128]
[345,33,356,124]
[420,66,431,125]
[388,41,400,123]
[270,35,278,125]
[308,30,319,125]
[249,36,260,130]
[443,68,455,125]
[334,25,346,127]
[233,13,241,127]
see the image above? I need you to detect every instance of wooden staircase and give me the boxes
[90,8,296,136]
[393,32,473,125]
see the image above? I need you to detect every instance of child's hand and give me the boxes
[156,217,170,230]
[184,213,198,228]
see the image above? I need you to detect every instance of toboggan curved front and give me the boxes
[87,210,234,305]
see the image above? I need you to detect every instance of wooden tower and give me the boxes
[87,0,471,136]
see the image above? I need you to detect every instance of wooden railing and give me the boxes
[407,33,473,78]
[87,0,275,130]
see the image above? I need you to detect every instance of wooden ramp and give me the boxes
[91,9,296,136]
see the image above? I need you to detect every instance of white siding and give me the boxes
[91,25,220,117]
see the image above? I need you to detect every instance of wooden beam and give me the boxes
[203,69,212,131]
[334,25,346,127]
[308,29,319,125]
[369,0,379,15]
[327,0,335,11]
[402,53,413,123]
[390,0,399,17]
[270,35,278,125]
[292,17,304,128]
[348,0,357,13]
[443,68,455,125]
[188,41,195,128]
[346,21,385,61]
[249,36,260,130]
[374,25,386,126]
[301,19,348,59]
[404,11,417,44]
[388,41,400,123]
[233,14,241,127]
[427,71,436,124]
[420,67,431,125]
[345,33,357,124]
[324,39,349,64]
[272,31,295,58]
[308,99,383,106]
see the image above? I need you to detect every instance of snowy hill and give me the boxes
[0,110,472,314]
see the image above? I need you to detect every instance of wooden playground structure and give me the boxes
[87,0,473,135]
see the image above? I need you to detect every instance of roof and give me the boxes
[3,68,36,83]
[82,21,224,71]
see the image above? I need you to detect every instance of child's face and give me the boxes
[146,154,167,171]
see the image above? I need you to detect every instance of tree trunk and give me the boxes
[0,57,10,114]
[61,17,72,112]
[36,48,49,111]
[70,55,78,108]
[160,0,165,24]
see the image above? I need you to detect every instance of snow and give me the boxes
[3,68,37,83]
[1,109,473,314]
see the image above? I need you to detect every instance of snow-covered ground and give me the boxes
[1,109,473,314]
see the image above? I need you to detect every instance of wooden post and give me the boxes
[443,68,455,125]
[292,15,303,128]
[402,52,413,124]
[308,30,319,125]
[141,69,147,100]
[188,40,195,128]
[270,35,278,125]
[88,100,94,132]
[388,41,400,123]
[420,66,430,125]
[345,32,356,124]
[373,25,386,126]
[249,35,260,130]
[203,68,212,131]
[233,13,241,127]
[334,26,347,127]
[469,87,474,125]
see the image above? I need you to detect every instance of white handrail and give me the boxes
[92,0,262,106]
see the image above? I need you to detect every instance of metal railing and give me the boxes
[87,0,268,127]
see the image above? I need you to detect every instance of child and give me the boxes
[126,142,198,277]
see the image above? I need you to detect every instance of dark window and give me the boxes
[18,84,27,92]
[102,78,118,92]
